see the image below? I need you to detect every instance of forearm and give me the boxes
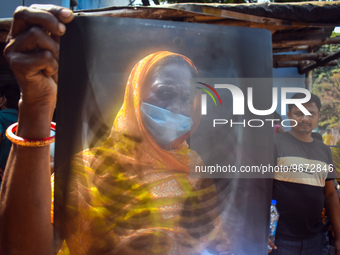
[0,102,54,254]
[325,191,340,242]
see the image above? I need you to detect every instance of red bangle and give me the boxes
[6,122,56,147]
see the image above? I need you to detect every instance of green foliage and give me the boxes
[312,37,340,129]
[331,32,340,38]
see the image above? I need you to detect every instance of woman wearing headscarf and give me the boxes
[57,51,229,254]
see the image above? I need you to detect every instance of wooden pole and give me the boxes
[298,50,340,74]
[273,46,309,53]
[273,52,328,61]
[273,37,340,49]
[273,60,338,68]
[305,71,312,91]
[274,61,308,68]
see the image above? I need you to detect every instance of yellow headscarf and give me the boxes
[57,52,228,255]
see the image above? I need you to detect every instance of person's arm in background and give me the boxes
[0,5,73,255]
[324,179,340,255]
[0,128,3,178]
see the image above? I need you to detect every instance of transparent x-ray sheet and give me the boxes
[55,16,273,255]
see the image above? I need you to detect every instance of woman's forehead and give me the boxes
[155,61,193,74]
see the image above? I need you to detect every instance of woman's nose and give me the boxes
[167,103,182,115]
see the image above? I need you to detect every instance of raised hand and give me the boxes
[4,4,74,108]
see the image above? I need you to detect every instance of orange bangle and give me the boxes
[6,122,56,147]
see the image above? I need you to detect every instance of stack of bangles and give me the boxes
[6,122,56,147]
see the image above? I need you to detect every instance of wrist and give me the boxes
[17,100,55,139]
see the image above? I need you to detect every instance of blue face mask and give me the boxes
[140,102,192,147]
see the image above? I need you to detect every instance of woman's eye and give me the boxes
[181,94,190,103]
[156,87,176,99]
